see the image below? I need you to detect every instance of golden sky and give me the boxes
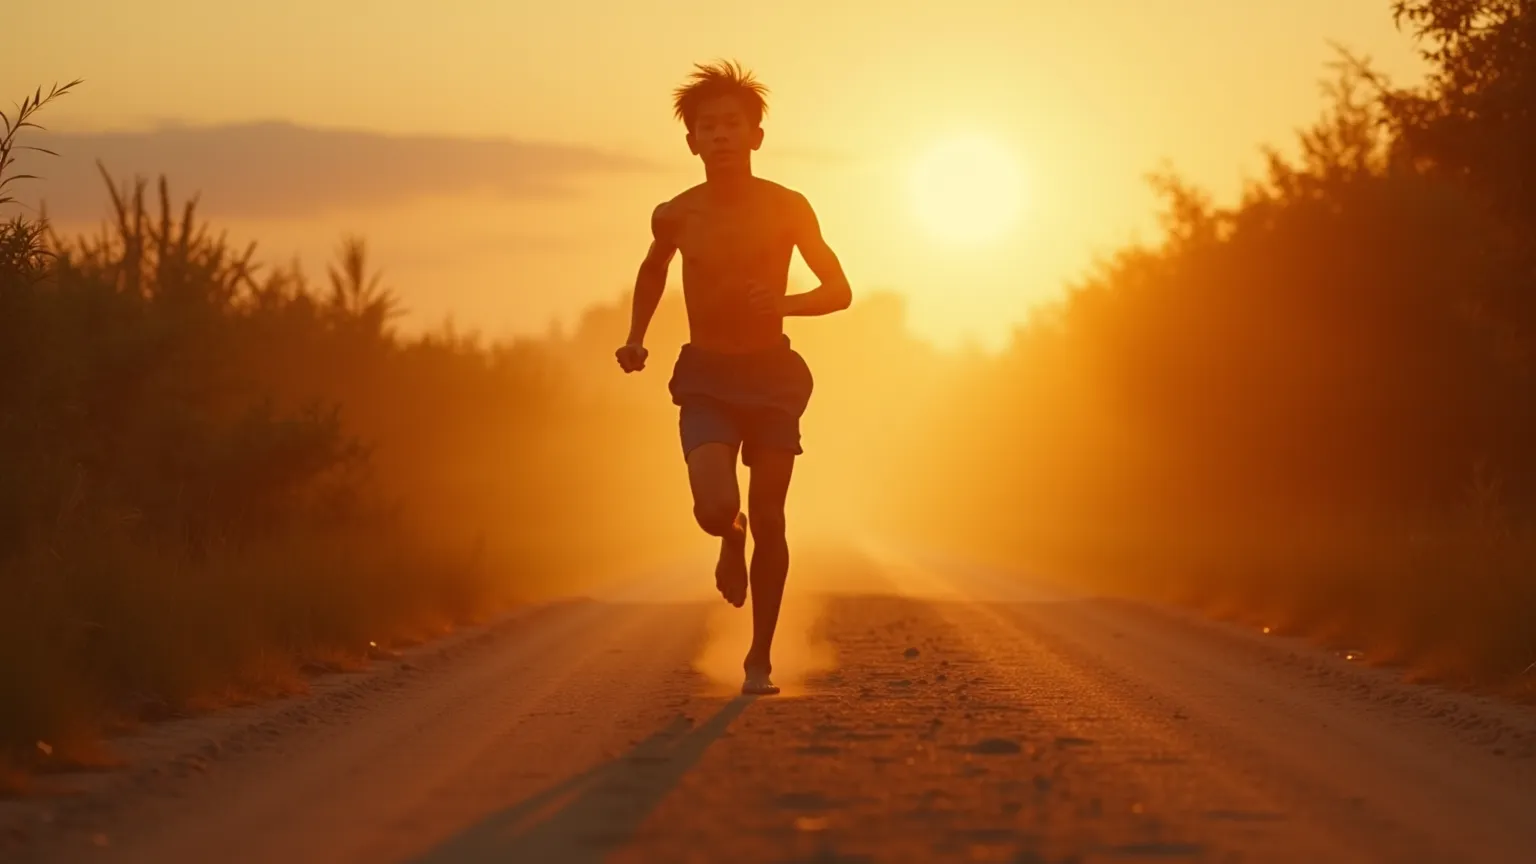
[7,1,1426,347]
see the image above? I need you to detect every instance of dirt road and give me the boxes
[8,549,1536,863]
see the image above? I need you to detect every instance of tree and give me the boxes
[1387,1,1536,359]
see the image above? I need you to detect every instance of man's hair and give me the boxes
[672,60,769,132]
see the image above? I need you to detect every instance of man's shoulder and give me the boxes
[660,184,709,211]
[752,179,817,230]
[652,185,708,228]
[752,177,809,205]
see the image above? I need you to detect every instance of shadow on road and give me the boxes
[409,695,755,863]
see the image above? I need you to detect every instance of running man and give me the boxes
[615,60,853,696]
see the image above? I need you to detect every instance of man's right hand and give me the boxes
[615,343,649,373]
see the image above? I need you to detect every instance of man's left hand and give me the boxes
[746,280,785,318]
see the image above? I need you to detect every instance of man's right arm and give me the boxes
[626,202,677,347]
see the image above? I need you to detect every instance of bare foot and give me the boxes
[742,668,780,696]
[715,512,748,607]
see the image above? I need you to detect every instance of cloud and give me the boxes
[10,121,660,222]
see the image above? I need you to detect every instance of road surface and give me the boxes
[7,549,1536,863]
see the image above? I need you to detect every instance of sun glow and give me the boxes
[909,136,1026,245]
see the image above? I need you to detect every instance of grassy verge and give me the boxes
[0,510,501,794]
[0,84,512,792]
[955,514,1536,701]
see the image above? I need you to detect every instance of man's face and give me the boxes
[687,95,763,168]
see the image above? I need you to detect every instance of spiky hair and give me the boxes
[672,60,769,132]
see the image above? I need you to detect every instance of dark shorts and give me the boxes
[667,336,814,466]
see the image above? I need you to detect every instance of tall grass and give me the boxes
[0,88,503,787]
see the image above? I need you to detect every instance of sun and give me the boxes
[909,136,1025,245]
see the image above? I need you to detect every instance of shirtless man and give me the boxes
[615,60,853,696]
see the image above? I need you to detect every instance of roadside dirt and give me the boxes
[6,553,1535,863]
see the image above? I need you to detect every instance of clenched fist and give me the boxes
[615,343,649,373]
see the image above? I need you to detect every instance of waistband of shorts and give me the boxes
[679,334,792,359]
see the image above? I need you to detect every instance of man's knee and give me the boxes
[694,499,740,536]
[748,507,786,543]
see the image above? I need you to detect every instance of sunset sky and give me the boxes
[7,1,1426,347]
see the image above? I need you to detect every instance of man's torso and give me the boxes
[662,178,798,354]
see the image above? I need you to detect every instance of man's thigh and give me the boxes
[740,407,802,469]
[743,408,798,532]
[747,448,795,530]
[682,401,742,515]
[680,400,741,460]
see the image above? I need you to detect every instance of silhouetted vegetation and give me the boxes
[5,0,1536,788]
[0,85,632,783]
[876,2,1536,689]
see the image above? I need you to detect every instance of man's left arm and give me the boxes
[781,194,852,317]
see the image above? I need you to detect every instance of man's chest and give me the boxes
[675,202,794,269]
